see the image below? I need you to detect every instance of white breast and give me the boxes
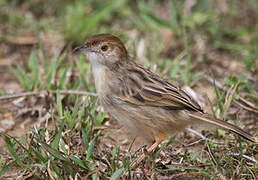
[92,63,106,94]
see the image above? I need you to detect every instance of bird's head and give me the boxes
[74,34,128,68]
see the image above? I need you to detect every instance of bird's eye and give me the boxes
[101,45,108,52]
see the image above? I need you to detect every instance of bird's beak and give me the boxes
[72,44,87,54]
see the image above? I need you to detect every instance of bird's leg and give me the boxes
[130,141,159,170]
[130,133,167,170]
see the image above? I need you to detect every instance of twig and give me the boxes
[238,96,258,110]
[185,128,206,147]
[0,90,97,101]
[184,138,205,147]
[233,100,258,114]
[187,128,207,140]
[186,128,225,145]
[206,141,218,166]
[228,153,258,164]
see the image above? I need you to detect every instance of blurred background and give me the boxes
[0,0,257,179]
[1,0,258,89]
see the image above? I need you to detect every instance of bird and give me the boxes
[73,33,256,169]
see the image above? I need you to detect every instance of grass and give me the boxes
[63,0,128,44]
[0,0,257,179]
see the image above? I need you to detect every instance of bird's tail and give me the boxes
[188,113,256,143]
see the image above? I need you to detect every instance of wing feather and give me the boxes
[119,63,203,112]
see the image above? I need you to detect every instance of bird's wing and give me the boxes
[119,63,203,112]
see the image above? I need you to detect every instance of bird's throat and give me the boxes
[92,64,107,94]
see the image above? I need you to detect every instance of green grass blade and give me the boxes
[4,136,26,169]
[86,139,95,160]
[51,120,65,150]
[111,168,124,180]
[69,155,88,170]
[56,90,63,117]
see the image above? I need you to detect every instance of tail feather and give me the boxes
[188,113,256,143]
